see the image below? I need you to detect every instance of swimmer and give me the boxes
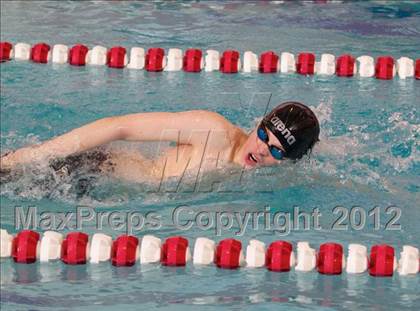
[0,101,319,183]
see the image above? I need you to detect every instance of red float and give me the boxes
[369,244,395,277]
[107,46,126,69]
[11,230,40,264]
[375,56,394,80]
[183,48,202,72]
[145,48,165,72]
[161,236,189,266]
[0,42,13,62]
[69,44,88,66]
[111,235,139,266]
[415,59,420,80]
[259,51,279,73]
[61,232,89,265]
[296,52,315,75]
[336,54,355,77]
[214,238,242,269]
[317,243,343,275]
[265,241,293,272]
[30,43,50,63]
[220,50,240,73]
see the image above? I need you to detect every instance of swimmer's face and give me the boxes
[241,125,286,169]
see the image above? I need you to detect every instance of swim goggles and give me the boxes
[257,122,285,160]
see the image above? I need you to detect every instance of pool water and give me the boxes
[1,1,419,310]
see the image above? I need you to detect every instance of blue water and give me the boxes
[1,1,419,310]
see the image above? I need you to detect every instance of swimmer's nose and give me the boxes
[257,142,270,157]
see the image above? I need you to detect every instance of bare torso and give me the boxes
[106,128,247,182]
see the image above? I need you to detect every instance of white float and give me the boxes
[243,51,258,73]
[89,233,112,264]
[315,53,336,75]
[139,235,162,264]
[193,237,216,265]
[295,241,316,272]
[204,49,220,72]
[245,239,266,268]
[0,229,13,258]
[39,231,63,262]
[357,55,375,77]
[52,44,69,64]
[396,57,414,79]
[346,244,368,274]
[127,47,145,70]
[398,245,419,275]
[13,42,31,61]
[86,45,107,66]
[280,52,296,73]
[164,48,183,71]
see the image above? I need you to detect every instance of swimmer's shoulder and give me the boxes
[183,110,247,144]
[177,109,236,130]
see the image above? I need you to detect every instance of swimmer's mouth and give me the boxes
[248,153,258,164]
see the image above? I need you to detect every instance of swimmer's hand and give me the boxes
[1,150,17,170]
[1,151,27,183]
[0,117,120,169]
[0,140,71,169]
[0,154,12,172]
[1,147,38,169]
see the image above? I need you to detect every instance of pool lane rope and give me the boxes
[0,41,419,80]
[1,229,418,277]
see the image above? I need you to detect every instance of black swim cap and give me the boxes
[262,101,320,159]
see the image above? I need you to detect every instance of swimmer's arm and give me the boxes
[0,110,233,168]
[0,116,125,168]
[115,110,234,145]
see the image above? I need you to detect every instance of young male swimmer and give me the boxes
[1,102,319,182]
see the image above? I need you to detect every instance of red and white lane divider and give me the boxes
[1,229,418,277]
[1,41,419,80]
